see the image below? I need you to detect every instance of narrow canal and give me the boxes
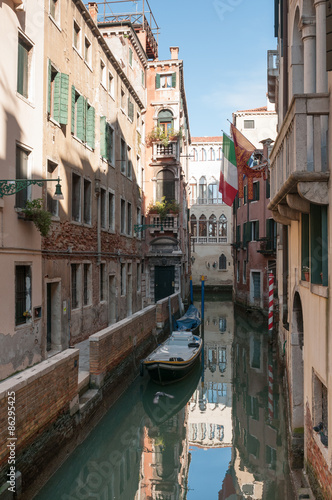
[35,298,294,499]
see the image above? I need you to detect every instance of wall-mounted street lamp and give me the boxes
[0,177,64,200]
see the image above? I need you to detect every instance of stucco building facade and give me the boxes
[269,0,332,496]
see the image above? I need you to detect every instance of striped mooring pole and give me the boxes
[268,272,274,339]
[268,352,274,422]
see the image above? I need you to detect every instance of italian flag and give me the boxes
[219,133,238,206]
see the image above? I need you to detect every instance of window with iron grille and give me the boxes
[71,264,79,309]
[15,265,31,325]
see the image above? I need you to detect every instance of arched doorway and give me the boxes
[290,291,304,467]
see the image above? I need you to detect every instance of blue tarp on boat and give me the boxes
[175,304,201,331]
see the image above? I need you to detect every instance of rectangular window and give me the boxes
[48,62,69,124]
[310,204,328,285]
[312,373,328,446]
[252,181,260,202]
[127,202,132,235]
[121,199,126,233]
[15,265,31,325]
[237,261,240,282]
[47,159,59,216]
[244,119,255,129]
[252,272,261,299]
[83,263,91,306]
[83,179,91,224]
[243,260,247,284]
[100,188,106,229]
[121,88,125,109]
[109,192,115,231]
[17,34,32,99]
[156,73,176,89]
[141,69,145,87]
[73,20,81,52]
[100,59,106,87]
[120,139,127,174]
[137,263,141,292]
[72,173,81,221]
[121,263,126,295]
[108,72,114,96]
[100,117,113,163]
[71,263,79,309]
[251,220,259,241]
[49,0,59,22]
[129,47,133,67]
[84,37,91,66]
[128,96,134,121]
[100,263,105,301]
[127,146,132,178]
[15,145,29,209]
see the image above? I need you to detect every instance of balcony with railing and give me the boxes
[153,141,178,159]
[149,214,178,233]
[269,93,329,222]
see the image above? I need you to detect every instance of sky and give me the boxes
[112,0,277,137]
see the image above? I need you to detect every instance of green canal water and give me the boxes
[35,299,294,499]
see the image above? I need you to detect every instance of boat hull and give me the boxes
[144,345,202,385]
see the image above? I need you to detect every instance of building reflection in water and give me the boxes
[36,300,292,500]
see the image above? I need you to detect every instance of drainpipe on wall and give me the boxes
[95,172,101,266]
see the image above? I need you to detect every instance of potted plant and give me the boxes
[21,198,52,237]
[302,266,310,281]
[146,127,182,147]
[147,197,180,221]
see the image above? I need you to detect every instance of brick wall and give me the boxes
[305,403,332,499]
[0,349,79,469]
[90,294,180,385]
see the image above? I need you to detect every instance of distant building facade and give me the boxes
[232,106,277,312]
[188,137,233,289]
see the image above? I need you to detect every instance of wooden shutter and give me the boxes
[59,73,69,125]
[53,71,61,122]
[86,105,95,149]
[172,72,176,88]
[71,85,75,134]
[155,73,160,89]
[76,94,85,141]
[100,116,106,158]
[47,60,52,114]
[255,220,259,241]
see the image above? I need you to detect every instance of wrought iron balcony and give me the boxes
[257,237,276,256]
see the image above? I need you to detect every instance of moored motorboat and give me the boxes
[141,330,202,385]
[175,304,201,334]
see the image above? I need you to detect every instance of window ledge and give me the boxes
[300,280,310,288]
[313,431,328,461]
[72,134,84,146]
[84,61,93,72]
[108,92,115,102]
[100,82,107,92]
[48,15,61,31]
[73,46,82,58]
[16,92,34,108]
[48,116,61,128]
[311,283,328,298]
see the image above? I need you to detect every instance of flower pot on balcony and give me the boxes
[304,271,309,282]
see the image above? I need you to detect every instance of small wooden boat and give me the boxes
[141,330,203,384]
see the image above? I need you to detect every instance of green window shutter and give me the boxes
[321,206,328,286]
[59,73,69,125]
[76,94,85,141]
[301,213,309,279]
[155,73,160,89]
[242,223,246,246]
[53,71,61,122]
[86,105,95,149]
[71,85,75,134]
[256,182,260,201]
[100,116,106,158]
[266,179,270,198]
[172,72,176,88]
[47,60,52,114]
[107,124,113,162]
[247,222,252,242]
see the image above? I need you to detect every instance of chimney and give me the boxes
[88,2,98,24]
[170,46,179,60]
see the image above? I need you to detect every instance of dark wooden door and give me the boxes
[154,266,175,302]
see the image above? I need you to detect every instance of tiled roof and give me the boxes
[191,136,223,143]
[235,106,268,113]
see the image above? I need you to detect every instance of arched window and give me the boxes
[157,109,174,135]
[201,148,207,161]
[209,214,217,238]
[219,253,227,270]
[190,214,197,237]
[219,214,227,240]
[209,148,215,161]
[199,176,207,203]
[208,178,218,204]
[199,214,207,237]
[192,148,198,161]
[156,169,175,202]
[217,147,222,160]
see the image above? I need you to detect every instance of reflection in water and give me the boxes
[35,299,293,500]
